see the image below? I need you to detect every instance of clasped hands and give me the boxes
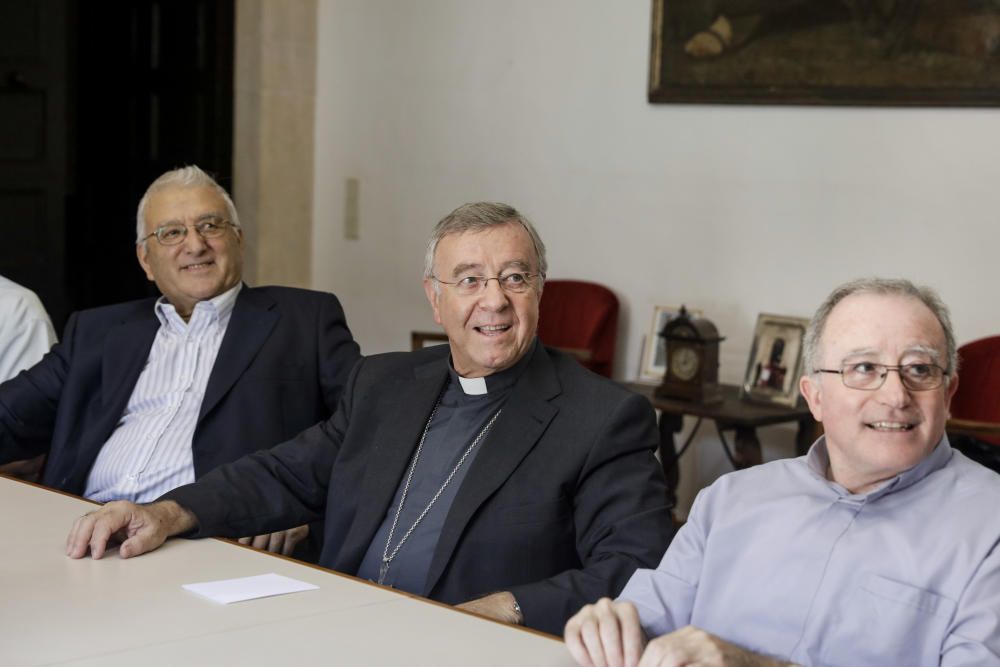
[565,598,793,667]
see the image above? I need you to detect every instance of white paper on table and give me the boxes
[182,573,319,604]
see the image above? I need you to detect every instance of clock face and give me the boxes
[670,346,700,381]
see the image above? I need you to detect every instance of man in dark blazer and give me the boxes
[1,166,360,556]
[67,202,674,635]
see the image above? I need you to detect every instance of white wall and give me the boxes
[311,0,1000,503]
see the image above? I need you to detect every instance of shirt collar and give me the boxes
[805,434,953,501]
[154,282,242,332]
[449,338,537,396]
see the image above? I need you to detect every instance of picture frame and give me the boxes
[639,305,702,382]
[648,0,1000,106]
[742,313,810,407]
[411,330,449,351]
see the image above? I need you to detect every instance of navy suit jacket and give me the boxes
[0,285,360,495]
[163,342,675,635]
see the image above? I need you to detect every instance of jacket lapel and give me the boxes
[423,344,561,595]
[198,287,278,422]
[336,355,451,570]
[101,305,160,413]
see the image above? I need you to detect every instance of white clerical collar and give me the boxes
[457,375,488,395]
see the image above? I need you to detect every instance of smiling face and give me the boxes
[799,292,959,493]
[423,223,541,378]
[136,185,244,320]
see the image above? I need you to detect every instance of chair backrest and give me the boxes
[537,279,619,378]
[950,335,1000,445]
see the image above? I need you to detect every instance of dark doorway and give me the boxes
[0,1,234,332]
[0,1,71,328]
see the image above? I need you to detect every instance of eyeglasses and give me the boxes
[139,218,237,246]
[434,271,541,295]
[815,362,948,391]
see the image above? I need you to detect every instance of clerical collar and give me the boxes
[457,376,488,395]
[449,338,537,396]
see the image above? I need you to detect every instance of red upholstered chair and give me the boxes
[537,280,619,378]
[948,336,1000,469]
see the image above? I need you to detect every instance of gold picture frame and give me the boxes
[742,313,810,407]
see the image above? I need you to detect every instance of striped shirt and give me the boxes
[84,284,241,503]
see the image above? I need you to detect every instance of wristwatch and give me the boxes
[511,596,523,625]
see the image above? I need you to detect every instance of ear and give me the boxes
[423,278,442,325]
[944,373,960,418]
[800,373,823,423]
[136,243,156,282]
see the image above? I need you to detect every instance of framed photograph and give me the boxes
[742,313,810,407]
[639,305,702,382]
[648,0,1000,106]
[411,330,449,351]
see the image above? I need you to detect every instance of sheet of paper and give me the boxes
[182,573,319,604]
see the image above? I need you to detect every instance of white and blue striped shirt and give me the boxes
[84,284,241,503]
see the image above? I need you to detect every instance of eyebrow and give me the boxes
[156,212,226,227]
[450,262,484,278]
[841,345,941,362]
[448,260,533,278]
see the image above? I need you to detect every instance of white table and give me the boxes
[0,476,576,666]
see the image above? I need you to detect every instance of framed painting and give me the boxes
[649,0,1000,106]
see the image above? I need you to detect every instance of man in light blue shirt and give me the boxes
[565,278,1000,667]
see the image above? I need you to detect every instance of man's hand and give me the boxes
[237,524,310,557]
[65,500,196,560]
[457,591,523,625]
[637,626,794,667]
[565,598,647,667]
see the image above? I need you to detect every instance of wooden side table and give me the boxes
[625,383,819,507]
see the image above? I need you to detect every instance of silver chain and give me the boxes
[378,400,502,585]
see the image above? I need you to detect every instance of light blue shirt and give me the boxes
[0,275,56,382]
[619,437,1000,666]
[84,284,241,503]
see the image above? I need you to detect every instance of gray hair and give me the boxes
[423,202,547,287]
[803,278,958,378]
[135,165,240,245]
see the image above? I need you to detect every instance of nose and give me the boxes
[876,368,912,409]
[180,225,210,253]
[476,277,510,311]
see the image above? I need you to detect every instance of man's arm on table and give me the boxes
[565,600,799,667]
[64,358,362,560]
[564,482,799,667]
[63,418,340,561]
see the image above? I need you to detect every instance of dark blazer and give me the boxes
[0,285,361,495]
[163,342,675,635]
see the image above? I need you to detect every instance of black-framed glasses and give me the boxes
[139,218,237,246]
[816,362,948,391]
[434,271,542,296]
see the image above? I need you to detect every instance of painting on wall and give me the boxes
[648,0,1000,106]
